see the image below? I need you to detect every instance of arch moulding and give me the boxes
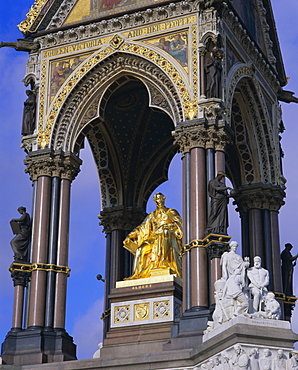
[39,44,195,151]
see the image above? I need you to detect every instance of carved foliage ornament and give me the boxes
[18,0,49,34]
[173,120,232,154]
[24,151,81,181]
[233,184,285,213]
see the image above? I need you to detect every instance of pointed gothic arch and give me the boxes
[49,51,185,153]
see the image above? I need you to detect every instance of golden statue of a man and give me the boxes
[123,193,183,279]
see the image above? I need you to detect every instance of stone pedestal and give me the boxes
[197,316,298,368]
[1,329,76,365]
[100,275,182,359]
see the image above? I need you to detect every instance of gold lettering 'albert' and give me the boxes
[125,15,196,39]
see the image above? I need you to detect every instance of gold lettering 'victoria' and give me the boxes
[44,39,103,58]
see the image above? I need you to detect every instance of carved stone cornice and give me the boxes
[43,0,199,44]
[24,150,82,181]
[99,206,147,233]
[232,183,285,213]
[173,119,233,154]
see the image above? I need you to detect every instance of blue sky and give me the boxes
[0,0,298,360]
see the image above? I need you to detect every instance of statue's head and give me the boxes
[17,206,26,214]
[234,344,242,355]
[266,292,275,301]
[229,240,238,252]
[264,349,271,357]
[216,171,226,180]
[285,243,293,250]
[249,348,258,358]
[153,192,166,207]
[253,256,262,268]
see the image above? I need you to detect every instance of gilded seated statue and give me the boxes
[123,192,183,279]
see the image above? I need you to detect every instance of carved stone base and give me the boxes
[197,316,298,369]
[101,277,182,358]
[1,328,76,365]
[165,308,211,351]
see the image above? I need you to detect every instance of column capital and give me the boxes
[99,206,147,233]
[233,183,285,213]
[11,270,31,287]
[24,150,82,181]
[173,119,233,154]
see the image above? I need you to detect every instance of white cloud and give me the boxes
[70,299,104,360]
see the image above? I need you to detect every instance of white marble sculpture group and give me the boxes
[198,346,298,370]
[211,241,281,329]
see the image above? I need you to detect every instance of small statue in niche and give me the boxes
[204,45,223,99]
[205,172,233,236]
[10,207,31,261]
[281,243,298,296]
[123,192,183,279]
[21,90,36,136]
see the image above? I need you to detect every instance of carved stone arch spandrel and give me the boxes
[50,52,184,152]
[226,63,255,124]
[227,72,280,189]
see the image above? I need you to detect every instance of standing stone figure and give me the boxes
[10,207,31,261]
[273,349,287,370]
[205,172,232,236]
[289,351,298,369]
[281,243,298,296]
[249,348,260,370]
[231,344,249,370]
[123,192,183,279]
[221,241,248,280]
[209,241,250,323]
[247,256,269,312]
[21,90,36,136]
[204,47,223,98]
[261,349,272,370]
